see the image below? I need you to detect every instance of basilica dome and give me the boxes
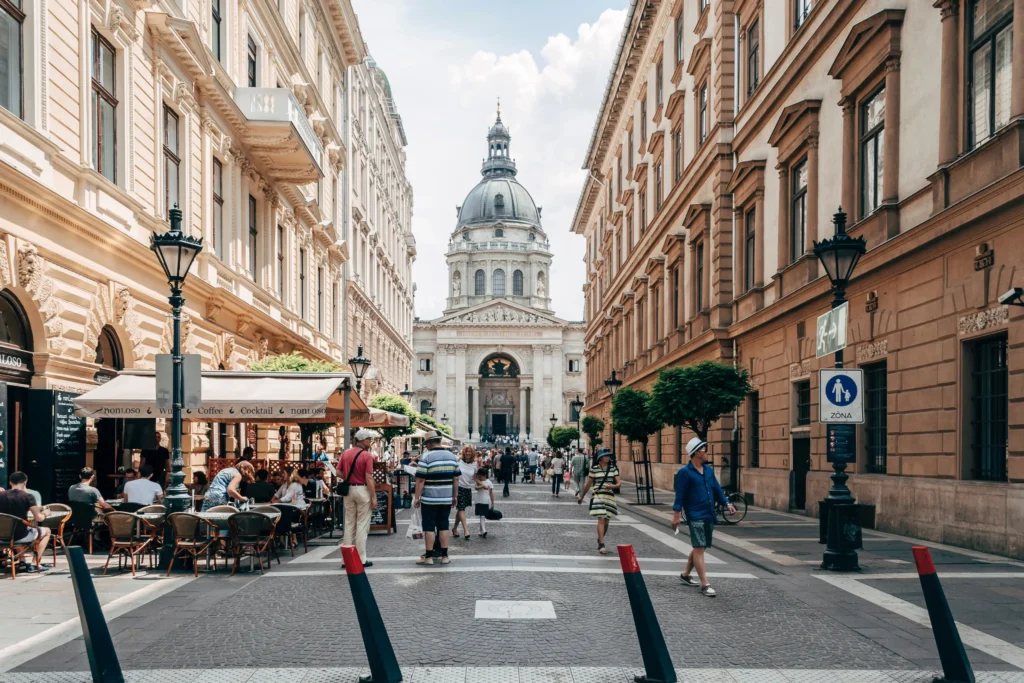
[457,176,540,228]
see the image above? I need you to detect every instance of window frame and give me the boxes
[864,361,888,474]
[744,207,756,292]
[674,12,684,65]
[858,86,886,219]
[474,269,486,296]
[0,0,24,119]
[299,247,307,319]
[163,106,180,220]
[211,0,222,62]
[640,97,647,141]
[794,0,813,32]
[248,194,258,280]
[493,268,506,297]
[695,241,704,312]
[656,57,664,108]
[317,266,324,331]
[512,269,524,296]
[639,188,647,233]
[246,34,258,87]
[91,28,118,184]
[673,129,682,182]
[655,161,663,211]
[276,224,284,298]
[966,0,1013,150]
[747,18,760,98]
[969,334,1008,482]
[628,129,634,171]
[698,82,708,145]
[749,391,760,468]
[212,158,224,259]
[795,380,811,426]
[790,158,808,264]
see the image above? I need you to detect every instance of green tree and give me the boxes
[546,425,579,451]
[418,412,453,437]
[610,387,664,456]
[581,415,605,454]
[249,351,344,459]
[649,361,752,442]
[368,393,417,452]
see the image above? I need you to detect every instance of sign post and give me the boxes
[819,368,864,425]
[816,301,849,359]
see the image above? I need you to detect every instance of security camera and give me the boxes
[998,287,1024,307]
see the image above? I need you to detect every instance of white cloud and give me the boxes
[353,4,626,321]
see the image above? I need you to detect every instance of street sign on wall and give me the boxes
[816,302,849,359]
[819,368,864,424]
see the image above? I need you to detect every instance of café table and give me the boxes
[196,510,281,572]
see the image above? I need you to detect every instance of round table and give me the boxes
[196,510,280,532]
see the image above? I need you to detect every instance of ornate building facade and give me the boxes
[0,0,364,497]
[574,0,1024,558]
[414,112,585,443]
[343,52,415,400]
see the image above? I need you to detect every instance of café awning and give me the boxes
[359,408,412,428]
[73,370,372,424]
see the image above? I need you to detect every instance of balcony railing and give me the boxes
[448,240,549,254]
[234,88,323,180]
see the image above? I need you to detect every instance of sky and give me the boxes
[351,0,629,322]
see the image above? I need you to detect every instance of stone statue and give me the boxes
[536,273,546,298]
[452,271,462,297]
[492,359,507,376]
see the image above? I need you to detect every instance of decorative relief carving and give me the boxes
[0,240,9,288]
[114,287,132,324]
[789,361,811,379]
[958,305,1008,335]
[17,243,42,291]
[451,305,548,324]
[856,339,888,363]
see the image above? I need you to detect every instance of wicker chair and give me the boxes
[137,505,166,514]
[166,513,219,576]
[102,512,155,576]
[65,502,99,554]
[0,514,33,578]
[42,504,72,566]
[227,512,274,575]
[205,505,238,513]
[249,506,281,564]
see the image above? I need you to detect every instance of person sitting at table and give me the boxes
[123,464,164,505]
[189,471,209,497]
[69,468,114,512]
[240,446,255,463]
[116,468,136,501]
[272,469,307,508]
[201,461,255,511]
[247,469,277,503]
[0,471,52,572]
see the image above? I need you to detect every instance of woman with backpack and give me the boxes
[576,448,620,555]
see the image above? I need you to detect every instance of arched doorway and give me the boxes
[477,353,520,440]
[93,326,129,496]
[0,290,33,489]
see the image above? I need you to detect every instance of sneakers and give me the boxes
[679,574,699,587]
[701,585,717,597]
[416,555,434,565]
[439,556,451,565]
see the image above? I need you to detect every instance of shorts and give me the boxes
[17,528,44,544]
[420,504,452,534]
[688,519,714,548]
[456,487,473,511]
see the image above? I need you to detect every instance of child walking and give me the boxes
[473,467,495,538]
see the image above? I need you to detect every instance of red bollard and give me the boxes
[342,546,403,683]
[618,544,678,683]
[912,546,975,683]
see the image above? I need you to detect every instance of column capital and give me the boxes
[933,0,959,20]
[884,56,901,73]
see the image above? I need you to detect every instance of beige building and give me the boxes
[343,51,415,400]
[0,0,365,500]
[573,0,1024,558]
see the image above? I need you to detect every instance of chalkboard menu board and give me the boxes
[370,483,393,533]
[53,391,86,502]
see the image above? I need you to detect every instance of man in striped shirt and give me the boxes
[414,431,460,565]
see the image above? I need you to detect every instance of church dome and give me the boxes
[458,176,540,227]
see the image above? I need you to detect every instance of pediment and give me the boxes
[434,300,566,327]
[687,39,712,77]
[147,13,214,83]
[829,10,905,88]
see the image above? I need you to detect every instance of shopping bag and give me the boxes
[484,508,503,521]
[406,507,424,540]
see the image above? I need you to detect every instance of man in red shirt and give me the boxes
[336,429,378,567]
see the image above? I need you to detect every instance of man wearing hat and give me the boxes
[671,437,734,597]
[413,430,460,565]
[337,429,379,568]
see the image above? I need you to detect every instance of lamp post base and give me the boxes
[821,549,860,572]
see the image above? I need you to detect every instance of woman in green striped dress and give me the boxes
[577,448,620,554]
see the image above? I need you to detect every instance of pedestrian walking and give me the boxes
[414,431,460,565]
[671,438,735,597]
[550,451,565,496]
[499,448,515,497]
[453,445,478,540]
[337,429,378,568]
[577,448,620,554]
[569,450,588,493]
[527,446,540,483]
[473,467,495,538]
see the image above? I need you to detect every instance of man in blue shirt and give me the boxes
[671,437,734,597]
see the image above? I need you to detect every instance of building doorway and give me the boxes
[478,353,521,441]
[791,437,811,510]
[93,326,126,496]
[491,413,507,436]
[0,290,34,489]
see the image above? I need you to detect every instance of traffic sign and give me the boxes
[156,354,203,410]
[816,302,849,359]
[819,368,863,424]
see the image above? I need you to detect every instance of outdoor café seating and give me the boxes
[0,513,33,578]
[103,512,157,576]
[227,512,275,575]
[166,512,220,577]
[41,503,72,566]
[66,502,99,554]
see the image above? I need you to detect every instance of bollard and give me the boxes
[617,544,677,683]
[341,545,403,683]
[912,546,975,683]
[67,546,124,683]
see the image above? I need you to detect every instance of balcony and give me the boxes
[234,88,323,184]
[447,240,550,254]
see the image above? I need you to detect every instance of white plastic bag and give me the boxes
[406,507,423,540]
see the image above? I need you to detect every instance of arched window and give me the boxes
[0,290,30,349]
[513,270,524,296]
[494,227,504,237]
[474,269,486,295]
[420,399,430,414]
[493,269,505,296]
[95,326,124,372]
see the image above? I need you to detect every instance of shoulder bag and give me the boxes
[335,449,366,496]
[588,466,614,511]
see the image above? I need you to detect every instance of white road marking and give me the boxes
[397,516,639,525]
[289,553,696,565]
[288,545,338,564]
[267,567,758,578]
[856,572,1024,580]
[625,524,725,564]
[710,529,806,567]
[816,575,1024,670]
[475,600,556,620]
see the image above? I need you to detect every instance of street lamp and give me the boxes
[571,394,584,452]
[400,384,414,403]
[424,402,435,417]
[348,345,371,394]
[150,205,202,568]
[441,414,448,426]
[604,369,622,461]
[550,413,557,428]
[813,207,867,572]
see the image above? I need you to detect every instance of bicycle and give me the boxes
[716,492,748,524]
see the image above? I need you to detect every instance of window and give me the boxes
[655,162,663,211]
[211,0,222,62]
[674,12,684,65]
[627,211,634,252]
[474,269,485,295]
[653,285,661,340]
[248,195,258,279]
[640,98,647,140]
[673,130,682,181]
[513,269,524,296]
[91,29,117,183]
[276,225,284,297]
[628,129,634,170]
[212,159,224,259]
[317,267,324,331]
[299,248,307,318]
[864,362,888,474]
[749,392,760,467]
[795,380,811,425]
[747,19,760,97]
[970,335,1008,481]
[419,358,431,372]
[332,281,339,340]
[494,228,504,238]
[618,156,623,191]
[795,0,812,30]
[744,207,756,291]
[493,269,506,296]
[860,87,885,216]
[656,57,664,107]
[0,0,23,118]
[639,188,647,232]
[974,3,1015,149]
[568,359,581,373]
[420,399,430,413]
[696,242,704,312]
[606,183,612,214]
[699,0,709,12]
[163,107,179,219]
[790,158,808,263]
[698,83,708,144]
[246,35,257,87]
[672,265,680,329]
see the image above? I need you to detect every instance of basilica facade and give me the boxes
[413,113,585,444]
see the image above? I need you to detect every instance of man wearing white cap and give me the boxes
[671,437,734,597]
[337,429,378,567]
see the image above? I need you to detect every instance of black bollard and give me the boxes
[67,546,125,683]
[912,546,975,683]
[617,544,677,683]
[342,545,403,683]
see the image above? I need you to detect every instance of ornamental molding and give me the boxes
[958,305,1008,335]
[789,361,811,379]
[856,339,888,363]
[447,305,551,325]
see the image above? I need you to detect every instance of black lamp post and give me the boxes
[150,205,202,568]
[400,384,414,403]
[550,413,557,428]
[604,369,622,460]
[813,207,867,572]
[441,414,448,426]
[424,402,435,417]
[348,345,371,395]
[571,394,584,452]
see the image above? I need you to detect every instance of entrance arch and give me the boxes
[477,352,521,440]
[0,290,34,489]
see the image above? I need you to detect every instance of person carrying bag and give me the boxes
[336,430,378,568]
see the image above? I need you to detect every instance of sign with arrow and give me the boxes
[156,354,203,410]
[819,368,864,424]
[816,302,849,359]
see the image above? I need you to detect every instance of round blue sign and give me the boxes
[826,375,858,407]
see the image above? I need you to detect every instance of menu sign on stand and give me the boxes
[27,389,87,503]
[369,484,393,534]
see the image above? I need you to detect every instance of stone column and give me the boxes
[734,207,746,292]
[936,0,960,165]
[455,345,467,440]
[777,167,790,271]
[883,57,901,204]
[469,380,480,440]
[552,345,563,424]
[1015,0,1024,121]
[806,138,819,255]
[542,346,554,436]
[531,344,545,438]
[519,384,528,439]
[841,99,855,215]
[754,190,765,287]
[435,344,448,427]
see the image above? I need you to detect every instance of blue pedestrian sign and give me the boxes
[819,369,863,424]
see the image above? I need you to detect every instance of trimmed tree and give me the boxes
[649,361,752,442]
[368,393,417,454]
[418,412,453,437]
[610,387,664,458]
[546,425,580,451]
[580,415,605,454]
[249,351,344,459]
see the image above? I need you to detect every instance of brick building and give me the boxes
[572,0,1024,558]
